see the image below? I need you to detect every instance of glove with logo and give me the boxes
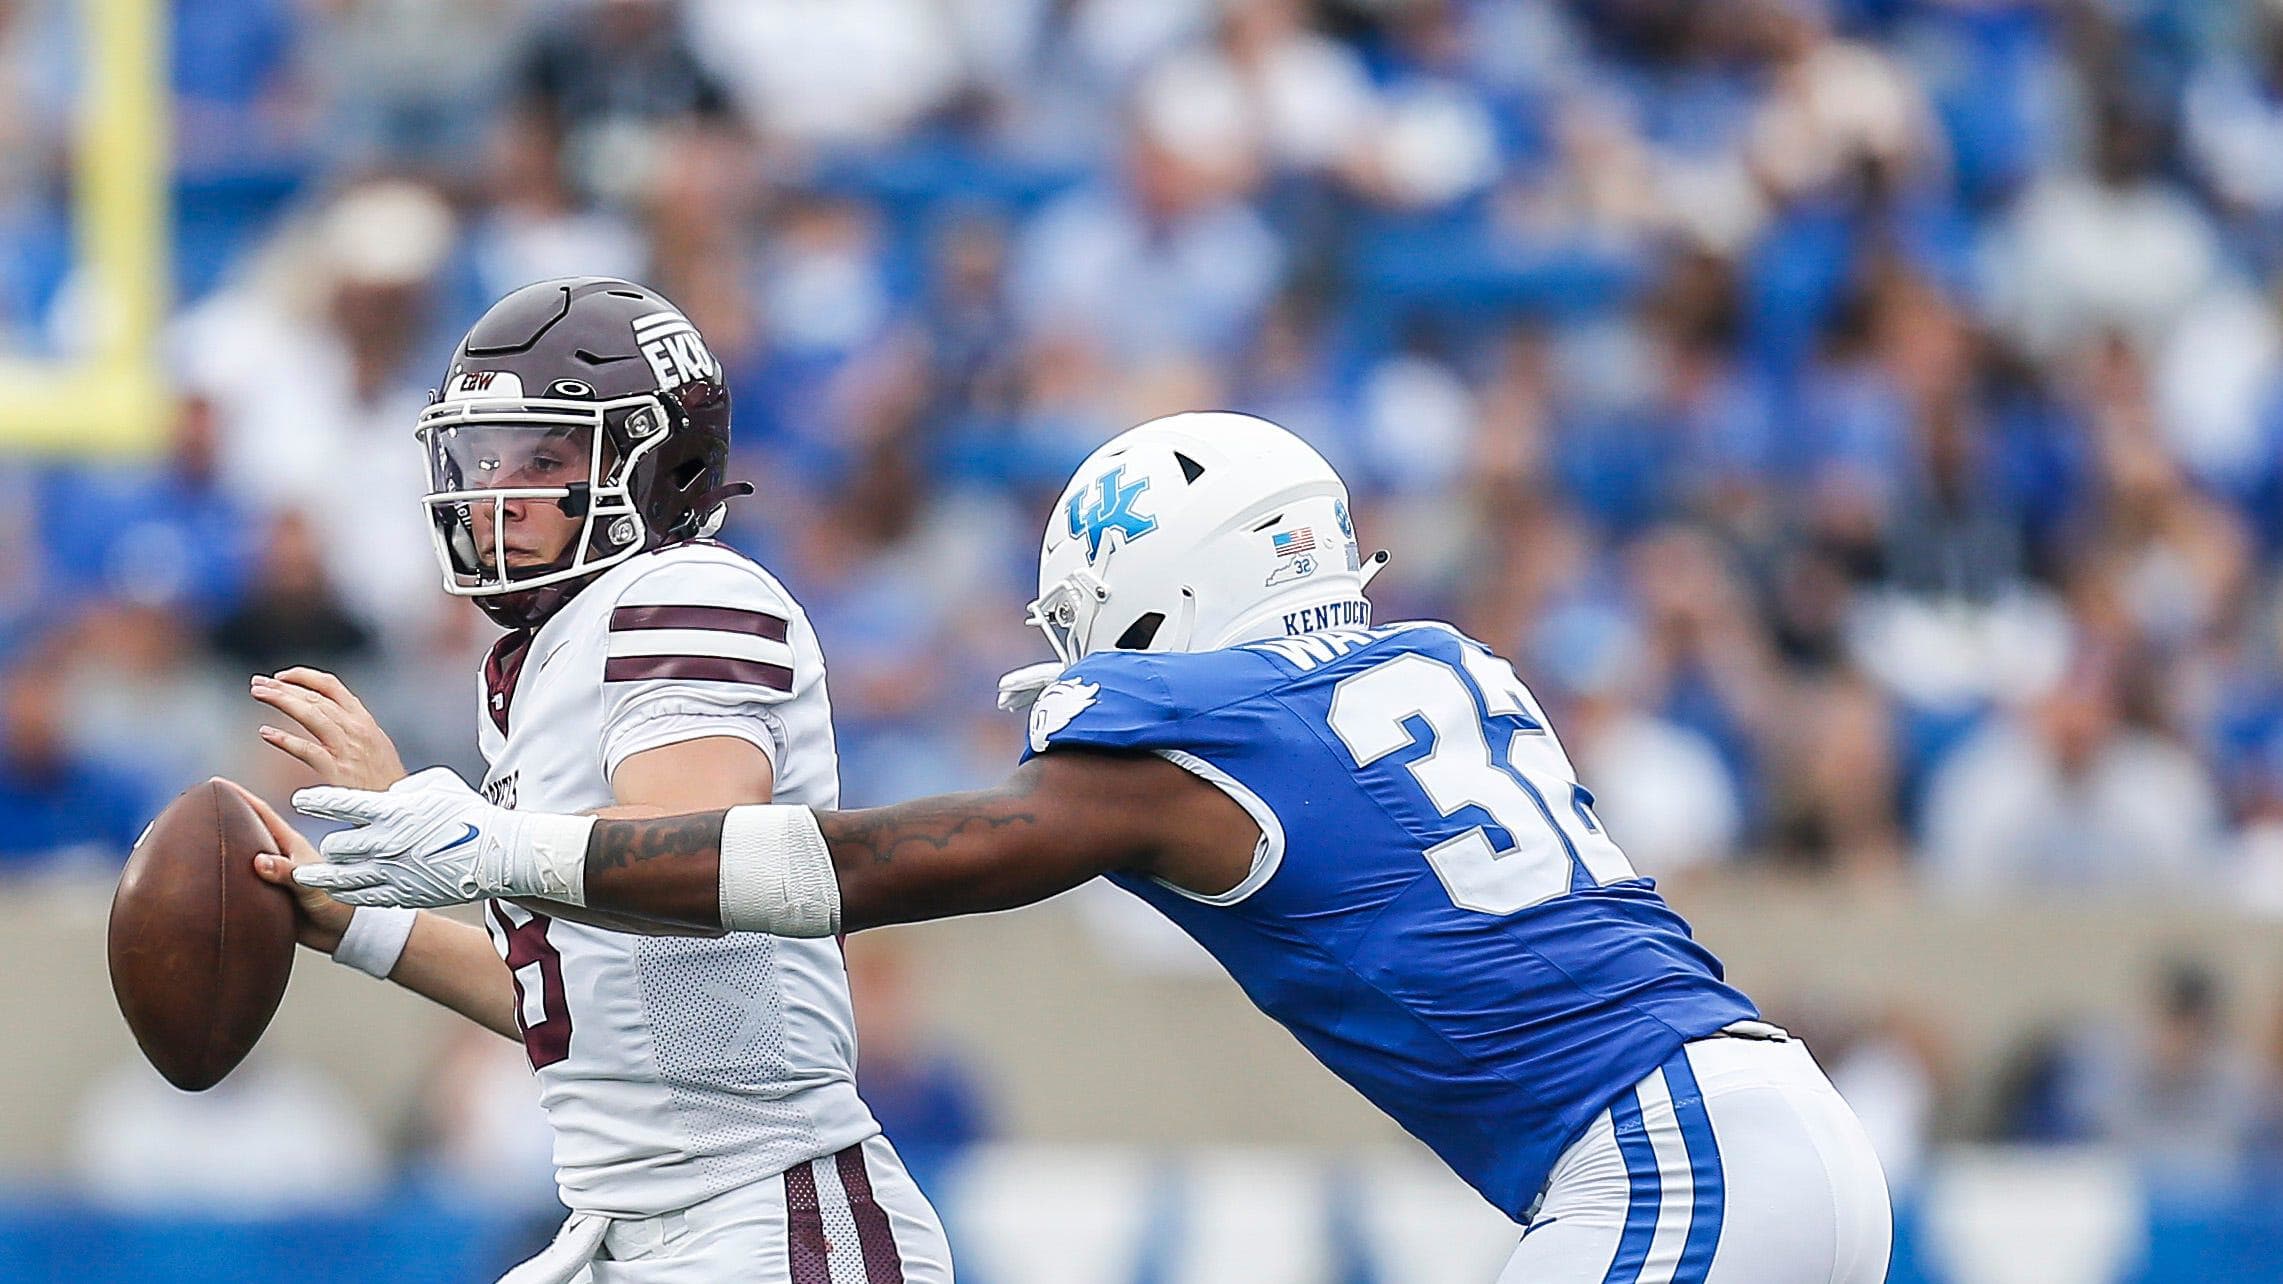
[292,767,592,908]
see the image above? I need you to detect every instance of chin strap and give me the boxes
[692,481,756,538]
[996,661,1068,712]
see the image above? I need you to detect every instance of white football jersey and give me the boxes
[475,541,878,1218]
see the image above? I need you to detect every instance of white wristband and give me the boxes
[333,906,418,979]
[719,805,841,937]
[516,813,597,904]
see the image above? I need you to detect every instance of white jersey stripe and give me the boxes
[606,627,798,669]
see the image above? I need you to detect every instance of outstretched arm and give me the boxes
[297,750,1260,932]
[507,734,777,939]
[587,749,1239,932]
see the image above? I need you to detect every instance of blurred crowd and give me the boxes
[11,0,2283,1230]
[7,0,2283,897]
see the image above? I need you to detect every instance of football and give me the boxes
[106,778,298,1091]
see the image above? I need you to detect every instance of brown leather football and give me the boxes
[107,778,298,1090]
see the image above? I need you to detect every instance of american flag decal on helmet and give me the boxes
[1271,528,1317,557]
[605,604,793,691]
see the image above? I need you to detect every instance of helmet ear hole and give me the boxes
[671,459,707,492]
[1114,612,1166,650]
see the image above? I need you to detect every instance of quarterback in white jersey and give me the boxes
[243,278,950,1283]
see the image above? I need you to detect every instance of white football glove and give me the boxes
[995,661,1067,713]
[292,766,588,908]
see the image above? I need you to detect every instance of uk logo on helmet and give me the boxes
[1065,464,1157,561]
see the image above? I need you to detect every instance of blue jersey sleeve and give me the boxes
[1016,649,1274,763]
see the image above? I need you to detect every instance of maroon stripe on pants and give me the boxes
[610,604,789,642]
[783,1159,832,1284]
[836,1144,907,1284]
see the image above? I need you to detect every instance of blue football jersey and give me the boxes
[1019,622,1758,1217]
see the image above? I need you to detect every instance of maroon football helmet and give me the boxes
[416,278,749,628]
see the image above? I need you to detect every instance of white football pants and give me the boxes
[1500,1032,1891,1283]
[520,1134,953,1284]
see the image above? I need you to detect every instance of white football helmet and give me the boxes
[1025,412,1388,664]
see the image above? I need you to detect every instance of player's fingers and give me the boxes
[292,862,385,893]
[293,784,391,826]
[217,778,320,864]
[276,667,367,714]
[258,725,334,773]
[317,828,390,861]
[328,885,417,908]
[250,676,344,739]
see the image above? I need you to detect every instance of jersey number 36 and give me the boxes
[1328,649,1636,915]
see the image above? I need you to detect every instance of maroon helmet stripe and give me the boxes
[602,654,793,691]
[836,1145,907,1284]
[610,604,789,642]
[784,1159,833,1284]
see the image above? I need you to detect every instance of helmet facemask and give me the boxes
[1023,570,1105,668]
[1024,555,1202,666]
[416,390,673,599]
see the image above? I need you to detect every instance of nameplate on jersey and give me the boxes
[1249,626,1375,671]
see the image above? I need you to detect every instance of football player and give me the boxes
[244,278,951,1283]
[291,412,1891,1282]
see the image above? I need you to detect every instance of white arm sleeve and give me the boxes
[717,805,842,937]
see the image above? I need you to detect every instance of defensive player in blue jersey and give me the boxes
[294,412,1892,1282]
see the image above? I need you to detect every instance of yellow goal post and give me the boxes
[0,0,168,455]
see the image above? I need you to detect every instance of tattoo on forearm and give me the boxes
[589,813,725,872]
[821,786,1038,869]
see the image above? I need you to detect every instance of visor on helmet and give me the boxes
[414,391,669,597]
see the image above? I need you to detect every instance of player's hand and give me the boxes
[292,767,541,908]
[221,779,355,953]
[251,667,407,791]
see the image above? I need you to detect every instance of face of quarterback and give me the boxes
[448,424,596,572]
